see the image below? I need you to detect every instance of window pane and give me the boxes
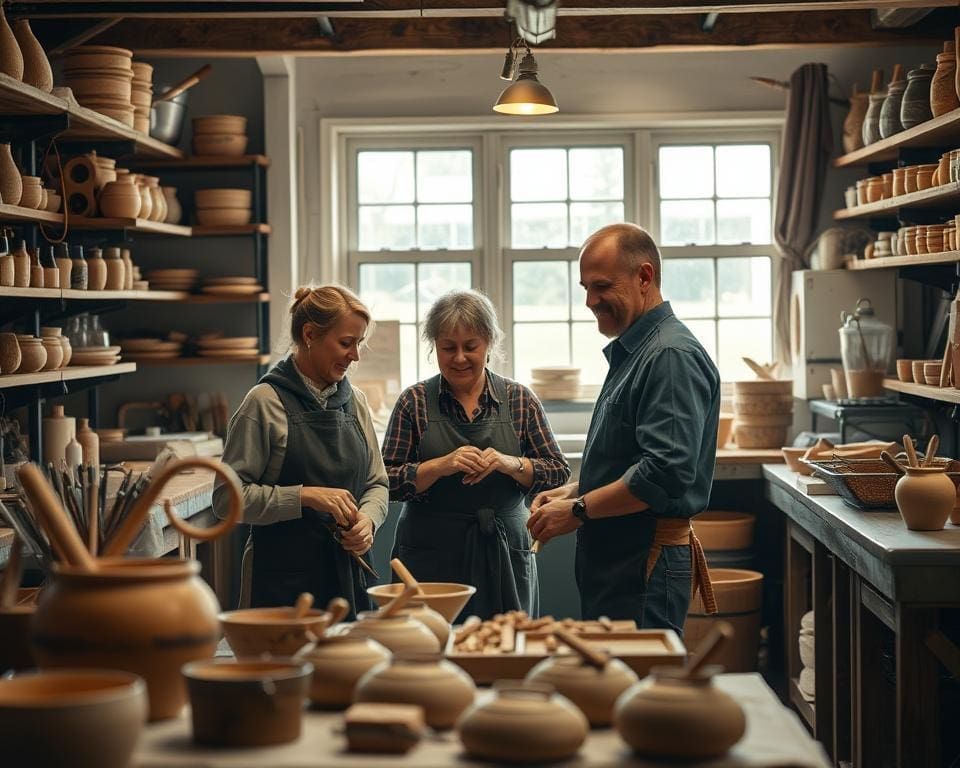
[662,258,715,318]
[658,146,714,199]
[512,203,568,248]
[514,261,569,321]
[717,199,771,245]
[570,264,592,321]
[417,204,473,250]
[718,319,772,381]
[359,263,416,323]
[572,321,609,385]
[510,148,567,202]
[718,257,771,317]
[416,150,472,203]
[358,151,414,204]
[514,322,570,384]
[569,147,624,201]
[359,205,415,250]
[417,262,472,321]
[400,323,418,388]
[684,319,717,363]
[570,201,624,247]
[660,200,715,246]
[417,325,442,382]
[716,145,770,198]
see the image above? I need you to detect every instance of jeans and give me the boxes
[640,544,692,638]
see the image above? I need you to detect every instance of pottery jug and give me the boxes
[405,600,450,648]
[76,417,99,467]
[145,176,165,222]
[28,246,43,288]
[42,404,75,465]
[40,336,62,371]
[121,248,134,289]
[65,436,82,472]
[901,66,935,129]
[12,239,29,288]
[305,634,391,709]
[41,245,59,288]
[163,186,182,224]
[895,466,956,531]
[614,665,746,760]
[526,653,639,727]
[59,335,72,367]
[841,87,868,154]
[16,337,45,373]
[53,244,72,288]
[0,235,12,287]
[0,4,23,80]
[346,610,441,654]
[879,79,906,139]
[931,48,960,118]
[12,19,52,92]
[103,246,125,290]
[0,332,20,374]
[132,174,152,221]
[70,245,88,290]
[99,173,141,219]
[86,247,107,291]
[861,93,884,146]
[355,652,476,730]
[457,681,589,763]
[0,143,21,205]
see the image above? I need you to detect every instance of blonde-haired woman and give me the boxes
[213,285,388,616]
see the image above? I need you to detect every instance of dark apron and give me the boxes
[391,374,537,621]
[250,381,374,618]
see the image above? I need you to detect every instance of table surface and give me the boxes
[135,673,830,768]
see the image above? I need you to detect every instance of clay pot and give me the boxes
[195,187,252,208]
[304,634,391,709]
[0,5,23,80]
[162,187,182,224]
[939,153,953,187]
[86,247,107,291]
[0,245,12,287]
[0,143,22,205]
[62,45,132,71]
[892,167,907,197]
[346,610,441,654]
[133,174,152,220]
[895,466,956,531]
[0,332,21,374]
[143,175,165,222]
[842,90,868,154]
[104,246,125,290]
[457,681,589,763]
[41,336,63,371]
[31,558,223,721]
[19,175,42,209]
[901,66,935,129]
[182,659,312,747]
[881,172,893,199]
[865,176,884,203]
[366,582,476,623]
[356,652,476,730]
[77,417,99,467]
[195,207,251,226]
[614,665,746,760]
[12,19,52,92]
[193,114,247,135]
[879,79,906,139]
[218,606,333,657]
[98,173,141,218]
[692,510,756,549]
[684,569,763,673]
[405,600,450,647]
[11,240,28,287]
[60,335,72,367]
[916,164,937,191]
[0,670,147,768]
[193,133,248,156]
[932,49,960,118]
[45,190,60,212]
[526,653,639,727]
[17,336,45,374]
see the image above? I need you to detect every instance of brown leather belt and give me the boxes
[646,518,717,615]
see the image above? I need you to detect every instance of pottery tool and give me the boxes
[531,539,542,554]
[454,616,483,644]
[0,498,53,565]
[86,465,99,556]
[0,536,23,609]
[685,620,734,676]
[390,557,424,596]
[940,341,953,388]
[294,592,314,619]
[922,435,940,468]
[742,357,775,381]
[154,64,212,103]
[326,596,350,626]
[380,583,418,618]
[328,519,379,580]
[881,451,906,476]
[903,435,919,468]
[555,628,609,670]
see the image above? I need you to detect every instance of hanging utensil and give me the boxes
[153,64,212,105]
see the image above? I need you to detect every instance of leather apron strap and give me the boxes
[646,518,717,615]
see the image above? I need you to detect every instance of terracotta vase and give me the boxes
[879,79,906,139]
[70,245,88,290]
[99,173,141,219]
[526,654,639,727]
[77,417,99,467]
[132,174,152,220]
[614,665,746,760]
[16,336,46,374]
[11,239,29,288]
[40,336,62,371]
[457,681,589,763]
[0,236,13,287]
[901,66,935,129]
[931,47,960,118]
[895,466,955,531]
[405,600,450,648]
[0,4,23,80]
[0,143,22,205]
[31,558,223,721]
[42,403,75,465]
[54,243,72,289]
[103,246,125,290]
[862,93,884,146]
[842,89,869,154]
[0,332,21,374]
[86,247,107,291]
[163,187,182,224]
[12,19,52,92]
[305,634,391,709]
[345,611,441,655]
[29,246,43,288]
[121,248,134,289]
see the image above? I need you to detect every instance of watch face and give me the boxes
[573,499,587,521]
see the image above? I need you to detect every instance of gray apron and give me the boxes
[251,371,373,618]
[391,373,537,621]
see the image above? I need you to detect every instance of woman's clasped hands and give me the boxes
[446,445,519,486]
[301,486,374,555]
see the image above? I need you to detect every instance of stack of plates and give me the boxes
[530,366,582,401]
[144,269,199,292]
[69,346,122,367]
[202,276,263,296]
[62,46,135,127]
[119,338,184,361]
[196,335,260,358]
[131,62,153,135]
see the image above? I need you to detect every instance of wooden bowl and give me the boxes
[194,188,252,208]
[912,359,938,384]
[193,114,247,135]
[896,359,914,383]
[781,446,814,475]
[0,670,147,768]
[192,133,248,157]
[366,582,477,623]
[219,606,333,657]
[717,413,734,448]
[195,207,252,226]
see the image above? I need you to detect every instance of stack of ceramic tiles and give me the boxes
[798,610,815,705]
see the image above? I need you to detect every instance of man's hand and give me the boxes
[527,497,582,543]
[339,512,374,555]
[463,448,516,485]
[530,481,578,514]
[301,486,359,528]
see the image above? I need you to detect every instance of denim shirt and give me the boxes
[579,301,721,519]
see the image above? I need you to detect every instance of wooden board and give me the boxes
[834,181,960,221]
[849,250,960,271]
[796,474,834,496]
[834,107,960,168]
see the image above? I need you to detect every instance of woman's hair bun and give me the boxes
[292,286,313,309]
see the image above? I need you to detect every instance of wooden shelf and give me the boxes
[68,217,192,236]
[61,288,188,301]
[834,182,960,221]
[0,286,61,299]
[789,677,815,731]
[191,224,271,237]
[834,108,960,168]
[129,355,269,366]
[131,155,269,169]
[0,362,136,388]
[848,250,960,271]
[182,292,269,304]
[0,203,65,225]
[883,377,960,404]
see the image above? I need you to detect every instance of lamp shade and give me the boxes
[493,74,558,115]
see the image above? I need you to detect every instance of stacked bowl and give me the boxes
[195,188,252,227]
[62,46,135,127]
[192,115,248,157]
[131,62,153,134]
[732,379,793,448]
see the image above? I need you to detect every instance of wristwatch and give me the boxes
[515,456,524,472]
[571,496,589,523]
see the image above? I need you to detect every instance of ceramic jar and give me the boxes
[12,19,52,92]
[19,175,42,209]
[145,176,165,222]
[355,652,476,730]
[86,247,107,291]
[345,610,441,654]
[0,143,21,205]
[879,79,906,139]
[865,177,883,203]
[0,4,23,80]
[855,179,869,205]
[904,165,920,193]
[892,167,907,197]
[895,466,956,531]
[304,634,390,709]
[861,92,884,146]
[12,240,29,287]
[99,172,141,219]
[458,681,589,764]
[916,164,937,191]
[0,240,12,287]
[16,336,45,374]
[842,89,869,154]
[42,403,75,464]
[103,246,125,290]
[41,246,58,288]
[31,558,223,721]
[77,417,99,467]
[526,654,639,727]
[29,247,43,287]
[60,335,72,367]
[70,245,87,290]
[405,600,450,648]
[0,332,20,374]
[880,172,893,199]
[121,248,134,289]
[916,225,929,255]
[40,336,62,371]
[927,225,946,255]
[932,45,960,118]
[614,665,746,760]
[132,174,152,221]
[901,66,935,129]
[162,187,182,224]
[53,243,71,288]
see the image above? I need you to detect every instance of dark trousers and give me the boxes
[640,544,693,639]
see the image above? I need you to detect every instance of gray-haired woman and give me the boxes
[382,289,570,620]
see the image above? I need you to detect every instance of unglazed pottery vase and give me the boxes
[76,417,99,467]
[162,186,182,224]
[931,47,960,118]
[901,66,934,129]
[11,239,29,288]
[345,610,441,655]
[526,653,639,727]
[879,79,906,139]
[99,173,141,219]
[0,143,22,206]
[12,19,52,92]
[304,634,390,709]
[0,332,21,374]
[0,5,23,80]
[895,466,956,531]
[103,246,125,290]
[861,93,884,145]
[86,247,107,291]
[842,90,868,154]
[16,336,45,373]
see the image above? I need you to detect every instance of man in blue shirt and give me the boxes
[528,223,720,634]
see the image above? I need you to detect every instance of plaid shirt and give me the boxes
[382,371,571,502]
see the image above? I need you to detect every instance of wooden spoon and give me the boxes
[379,583,418,618]
[880,450,906,476]
[554,628,609,670]
[154,64,212,104]
[742,357,775,381]
[294,592,314,619]
[902,435,919,469]
[0,537,23,610]
[326,596,350,627]
[686,621,734,677]
[390,557,424,596]
[922,435,940,468]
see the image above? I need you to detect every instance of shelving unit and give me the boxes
[191,224,271,237]
[835,182,960,221]
[0,203,64,225]
[0,364,134,389]
[69,217,192,236]
[129,355,271,367]
[834,108,960,168]
[883,378,960,405]
[789,677,816,731]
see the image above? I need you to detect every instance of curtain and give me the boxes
[773,62,833,365]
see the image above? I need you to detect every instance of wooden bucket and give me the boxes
[691,511,756,570]
[684,568,763,673]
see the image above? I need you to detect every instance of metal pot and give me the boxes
[150,86,188,145]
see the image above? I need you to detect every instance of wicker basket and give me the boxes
[803,457,960,510]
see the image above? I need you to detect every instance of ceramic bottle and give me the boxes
[841,84,868,154]
[895,466,956,531]
[133,174,152,220]
[11,239,29,288]
[0,143,22,206]
[28,246,43,287]
[41,246,58,288]
[0,4,23,81]
[86,246,107,291]
[103,246,125,290]
[931,43,960,118]
[121,248,134,289]
[54,243,72,288]
[42,404,75,465]
[70,244,88,290]
[76,418,99,468]
[162,187,182,224]
[0,332,21,374]
[0,234,13,287]
[12,19,51,92]
[901,66,935,129]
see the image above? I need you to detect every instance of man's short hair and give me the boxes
[582,223,662,288]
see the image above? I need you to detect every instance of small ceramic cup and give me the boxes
[913,359,937,383]
[924,362,943,387]
[896,359,913,383]
[844,186,857,208]
[822,384,836,401]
